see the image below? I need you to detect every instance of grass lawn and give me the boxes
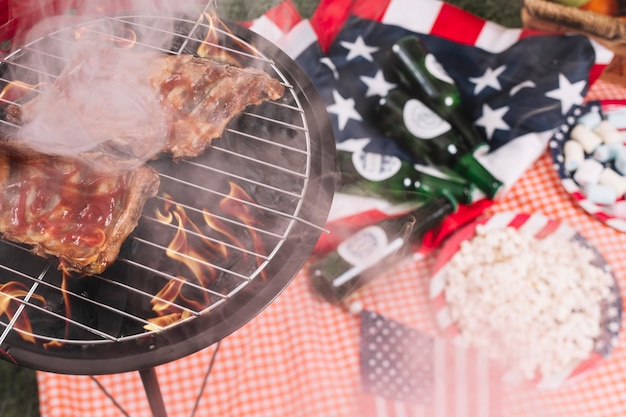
[216,0,523,27]
[0,1,520,417]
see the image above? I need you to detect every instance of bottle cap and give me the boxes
[454,153,504,199]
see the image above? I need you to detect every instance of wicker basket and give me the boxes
[522,0,626,84]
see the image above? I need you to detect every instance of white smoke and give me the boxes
[6,0,217,171]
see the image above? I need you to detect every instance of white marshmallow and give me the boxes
[606,108,626,129]
[598,167,626,198]
[592,143,619,163]
[573,158,604,186]
[577,110,602,130]
[594,120,623,145]
[614,146,626,175]
[570,123,602,153]
[564,140,585,171]
[584,183,618,205]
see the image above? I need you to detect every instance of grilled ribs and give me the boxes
[0,144,160,275]
[0,48,285,275]
[153,54,285,158]
[6,49,286,161]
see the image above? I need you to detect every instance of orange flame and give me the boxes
[59,272,75,339]
[149,183,269,326]
[43,340,64,350]
[0,282,46,344]
[196,13,241,66]
[145,311,194,331]
[218,182,268,280]
[149,194,225,327]
[112,28,138,48]
[156,198,222,286]
[202,209,246,259]
[145,278,197,330]
[0,81,43,105]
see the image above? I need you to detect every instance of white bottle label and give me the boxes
[403,98,452,139]
[425,53,454,84]
[337,225,390,268]
[333,226,405,287]
[352,150,402,182]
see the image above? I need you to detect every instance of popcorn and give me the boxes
[444,225,614,381]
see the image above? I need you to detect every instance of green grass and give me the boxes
[0,1,520,417]
[447,0,523,27]
[0,361,39,417]
[216,0,523,27]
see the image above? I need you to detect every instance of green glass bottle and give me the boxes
[376,88,503,199]
[389,36,485,152]
[336,149,478,204]
[308,194,456,303]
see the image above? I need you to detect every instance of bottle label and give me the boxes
[332,232,404,287]
[403,98,452,139]
[351,151,402,182]
[336,225,392,268]
[425,53,454,85]
[413,163,453,179]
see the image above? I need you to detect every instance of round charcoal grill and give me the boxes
[0,4,335,377]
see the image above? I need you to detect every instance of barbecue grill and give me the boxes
[0,2,336,415]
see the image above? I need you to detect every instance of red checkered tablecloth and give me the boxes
[1,0,624,415]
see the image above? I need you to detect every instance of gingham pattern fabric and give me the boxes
[0,0,618,414]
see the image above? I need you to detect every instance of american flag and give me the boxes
[247,0,613,252]
[283,0,610,160]
[360,310,503,417]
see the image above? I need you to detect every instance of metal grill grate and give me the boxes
[0,3,334,374]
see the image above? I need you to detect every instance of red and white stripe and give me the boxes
[361,338,500,417]
[349,0,612,83]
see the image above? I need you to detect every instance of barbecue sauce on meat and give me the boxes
[9,161,123,248]
[0,149,160,275]
[3,154,122,249]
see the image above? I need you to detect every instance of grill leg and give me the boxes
[139,367,168,417]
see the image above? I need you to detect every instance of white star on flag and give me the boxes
[475,103,510,139]
[360,70,397,98]
[336,138,372,152]
[340,35,379,62]
[326,90,363,131]
[469,65,506,95]
[545,73,586,115]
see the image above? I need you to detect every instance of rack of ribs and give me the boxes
[0,48,285,274]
